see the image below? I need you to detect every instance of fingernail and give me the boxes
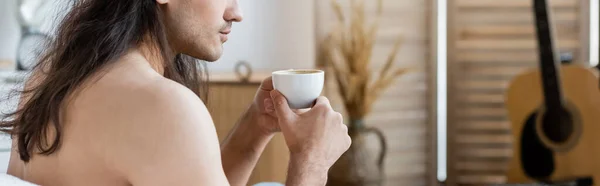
[264,98,274,112]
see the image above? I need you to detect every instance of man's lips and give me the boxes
[220,29,231,35]
[220,29,230,42]
[220,24,232,42]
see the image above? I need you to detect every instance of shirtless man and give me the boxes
[1,0,351,186]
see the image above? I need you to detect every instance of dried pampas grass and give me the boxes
[318,0,412,121]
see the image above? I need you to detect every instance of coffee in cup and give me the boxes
[272,69,324,109]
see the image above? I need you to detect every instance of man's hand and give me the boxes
[250,76,308,134]
[268,90,352,186]
[247,77,280,135]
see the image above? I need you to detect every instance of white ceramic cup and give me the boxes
[272,69,325,109]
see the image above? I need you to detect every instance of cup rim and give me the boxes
[272,69,324,75]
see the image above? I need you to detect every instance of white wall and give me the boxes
[0,0,21,64]
[211,0,316,72]
[0,0,316,73]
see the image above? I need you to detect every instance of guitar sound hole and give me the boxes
[541,108,574,144]
[522,112,554,179]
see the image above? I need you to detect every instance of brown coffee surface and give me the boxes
[283,70,320,74]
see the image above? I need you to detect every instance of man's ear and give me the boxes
[156,0,168,4]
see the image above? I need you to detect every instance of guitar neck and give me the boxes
[533,0,565,110]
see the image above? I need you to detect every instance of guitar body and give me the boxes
[505,64,600,184]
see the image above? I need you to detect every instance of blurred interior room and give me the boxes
[0,0,598,185]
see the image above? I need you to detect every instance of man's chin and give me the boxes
[202,51,222,62]
[203,57,220,62]
[186,48,223,62]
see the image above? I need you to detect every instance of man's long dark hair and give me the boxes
[0,0,208,162]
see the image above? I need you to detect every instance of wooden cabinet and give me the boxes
[207,76,290,185]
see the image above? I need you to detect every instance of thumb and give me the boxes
[270,90,296,121]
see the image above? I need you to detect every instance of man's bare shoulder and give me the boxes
[73,54,208,127]
[71,55,226,185]
[93,73,203,116]
[68,52,216,151]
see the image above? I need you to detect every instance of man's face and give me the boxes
[158,0,242,62]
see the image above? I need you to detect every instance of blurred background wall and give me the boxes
[0,0,317,72]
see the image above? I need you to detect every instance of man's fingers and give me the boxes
[313,96,332,109]
[264,98,276,116]
[292,108,310,115]
[269,90,296,121]
[259,76,274,91]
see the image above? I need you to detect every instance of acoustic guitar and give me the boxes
[504,0,600,185]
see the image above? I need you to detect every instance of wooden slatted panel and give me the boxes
[446,0,587,185]
[316,0,434,185]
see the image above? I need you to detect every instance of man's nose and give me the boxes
[225,0,243,22]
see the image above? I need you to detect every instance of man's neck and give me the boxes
[137,41,168,76]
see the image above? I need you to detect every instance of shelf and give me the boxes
[209,71,271,84]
